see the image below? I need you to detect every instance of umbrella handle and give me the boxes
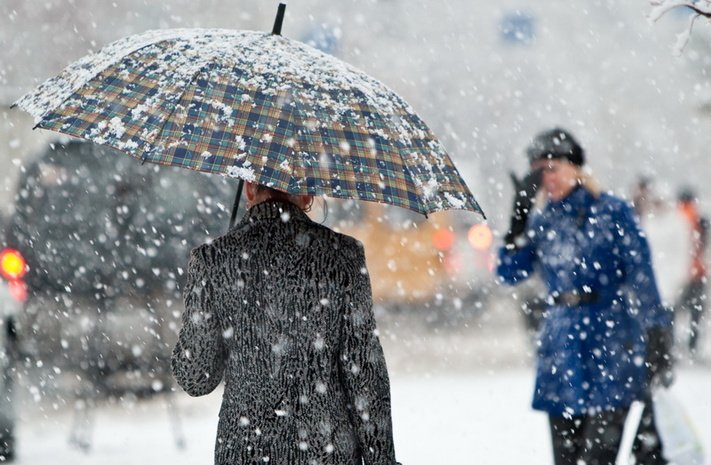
[271,3,286,35]
[228,180,244,231]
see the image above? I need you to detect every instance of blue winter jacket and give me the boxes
[497,186,672,416]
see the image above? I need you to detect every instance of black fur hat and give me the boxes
[526,127,585,166]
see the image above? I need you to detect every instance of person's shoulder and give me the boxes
[197,219,253,251]
[306,221,364,254]
[316,223,361,248]
[183,243,216,278]
[338,232,365,258]
[189,241,217,263]
[188,233,238,265]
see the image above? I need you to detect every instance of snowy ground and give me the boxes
[10,302,711,464]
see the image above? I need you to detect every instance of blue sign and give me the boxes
[501,12,535,45]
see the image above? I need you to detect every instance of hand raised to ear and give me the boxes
[504,168,542,248]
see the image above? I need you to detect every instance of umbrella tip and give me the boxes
[271,3,286,35]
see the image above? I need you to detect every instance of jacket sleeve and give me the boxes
[615,203,673,329]
[496,239,538,285]
[338,242,398,465]
[171,246,226,396]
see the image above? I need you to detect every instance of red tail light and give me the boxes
[0,248,27,281]
[432,229,455,251]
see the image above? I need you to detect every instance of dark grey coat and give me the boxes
[172,200,398,465]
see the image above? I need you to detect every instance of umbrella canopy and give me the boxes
[15,22,483,218]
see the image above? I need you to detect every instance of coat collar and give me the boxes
[244,200,310,224]
[546,185,592,211]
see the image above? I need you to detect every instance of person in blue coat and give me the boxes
[497,128,674,465]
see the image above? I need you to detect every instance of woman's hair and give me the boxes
[254,184,314,211]
[578,169,602,198]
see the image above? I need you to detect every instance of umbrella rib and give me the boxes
[27,36,196,124]
[140,32,268,166]
[288,93,371,200]
[284,93,315,195]
[362,92,476,216]
[359,91,428,214]
[139,61,212,164]
[285,82,432,215]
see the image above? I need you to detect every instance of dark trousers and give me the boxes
[677,279,707,353]
[549,399,666,465]
[0,316,17,461]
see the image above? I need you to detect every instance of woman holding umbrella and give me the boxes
[497,128,673,465]
[171,182,400,465]
[14,8,480,463]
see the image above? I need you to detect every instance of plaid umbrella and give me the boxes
[14,5,484,221]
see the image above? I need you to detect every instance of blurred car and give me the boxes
[320,199,495,321]
[3,140,233,396]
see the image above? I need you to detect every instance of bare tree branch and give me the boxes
[673,13,699,55]
[650,0,711,19]
[649,0,711,53]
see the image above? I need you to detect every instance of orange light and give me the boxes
[432,229,455,251]
[0,248,27,281]
[467,224,494,251]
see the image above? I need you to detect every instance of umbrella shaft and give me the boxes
[228,180,244,231]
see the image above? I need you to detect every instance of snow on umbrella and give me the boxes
[13,4,484,224]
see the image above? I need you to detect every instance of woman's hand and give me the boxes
[646,325,674,388]
[504,168,542,248]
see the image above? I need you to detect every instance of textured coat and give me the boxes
[172,200,398,465]
[497,186,673,416]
